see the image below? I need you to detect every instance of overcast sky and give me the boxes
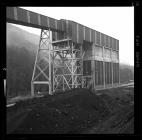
[13,7,134,66]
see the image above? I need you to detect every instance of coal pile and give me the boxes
[7,88,110,134]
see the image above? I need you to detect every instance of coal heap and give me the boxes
[7,88,111,134]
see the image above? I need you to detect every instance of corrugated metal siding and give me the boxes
[40,14,48,27]
[95,60,104,85]
[114,39,117,50]
[101,33,105,46]
[29,11,39,26]
[57,20,61,31]
[83,60,91,76]
[49,17,56,30]
[71,21,77,43]
[61,20,69,35]
[85,27,90,42]
[112,38,116,50]
[116,40,119,50]
[17,8,28,23]
[95,60,99,85]
[113,63,116,83]
[105,35,109,48]
[110,37,113,48]
[6,7,14,19]
[52,32,64,41]
[40,15,48,27]
[113,63,119,83]
[110,62,112,84]
[52,32,56,41]
[61,20,66,31]
[7,7,65,32]
[7,7,119,46]
[91,30,95,43]
[95,31,101,45]
[78,24,83,44]
[105,62,112,84]
[67,21,72,38]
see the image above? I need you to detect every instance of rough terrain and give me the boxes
[7,85,134,134]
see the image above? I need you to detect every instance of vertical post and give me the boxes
[91,43,94,90]
[111,47,113,87]
[31,82,34,96]
[93,59,95,89]
[48,29,52,95]
[108,62,110,85]
[93,43,96,89]
[52,45,55,92]
[71,43,74,88]
[119,62,120,85]
[80,44,83,88]
[118,52,120,85]
[112,62,113,87]
[63,49,65,91]
[31,29,42,96]
[103,46,105,89]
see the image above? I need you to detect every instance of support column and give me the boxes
[81,45,83,88]
[71,43,74,88]
[48,30,52,94]
[92,43,95,90]
[111,47,113,87]
[118,53,120,85]
[103,46,105,89]
[31,29,52,96]
[112,62,113,87]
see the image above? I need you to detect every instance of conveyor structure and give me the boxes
[6,7,120,95]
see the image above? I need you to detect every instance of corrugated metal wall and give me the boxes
[7,7,65,32]
[52,19,119,50]
[7,7,119,49]
[95,60,104,85]
[83,60,91,76]
[113,63,119,83]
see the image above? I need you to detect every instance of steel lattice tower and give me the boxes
[31,29,52,95]
[31,29,83,95]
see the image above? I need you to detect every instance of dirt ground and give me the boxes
[6,85,134,134]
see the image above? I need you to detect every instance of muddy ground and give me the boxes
[7,85,134,134]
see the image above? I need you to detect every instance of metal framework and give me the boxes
[6,7,120,96]
[31,29,83,95]
[31,29,52,95]
[82,45,93,89]
[52,39,83,92]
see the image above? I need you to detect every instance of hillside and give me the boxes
[7,23,39,53]
[119,63,134,83]
[6,23,39,98]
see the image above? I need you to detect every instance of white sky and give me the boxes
[13,7,134,66]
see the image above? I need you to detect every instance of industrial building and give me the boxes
[6,7,120,95]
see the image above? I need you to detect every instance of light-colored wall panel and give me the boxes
[112,51,119,61]
[104,58,111,62]
[104,48,111,58]
[94,46,103,57]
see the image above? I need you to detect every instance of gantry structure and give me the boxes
[6,7,120,95]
